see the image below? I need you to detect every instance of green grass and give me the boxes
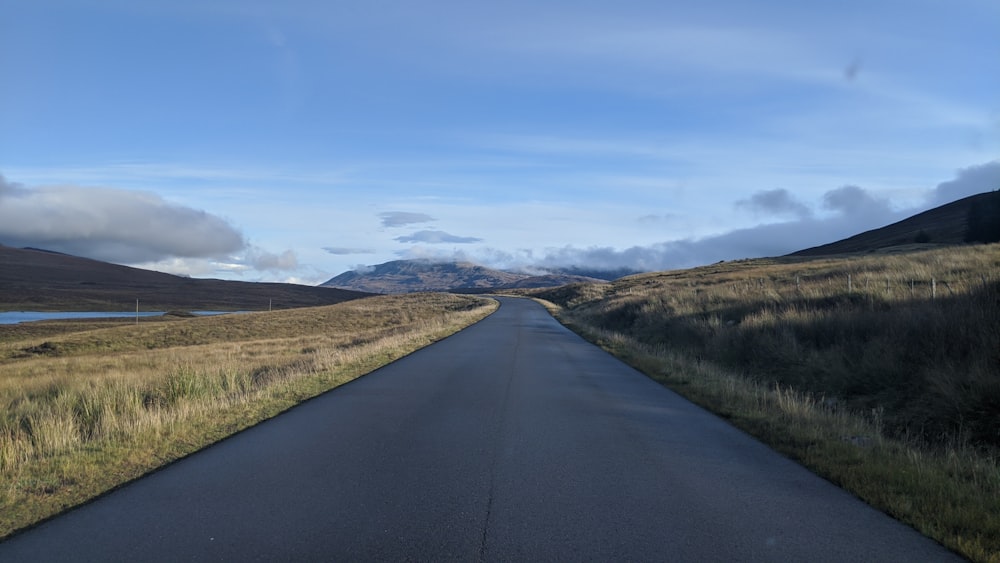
[0,293,497,539]
[526,243,1000,562]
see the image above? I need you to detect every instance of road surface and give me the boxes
[0,297,959,561]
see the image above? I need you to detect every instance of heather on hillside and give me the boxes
[528,244,1000,561]
[965,190,1000,244]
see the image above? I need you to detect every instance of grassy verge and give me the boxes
[527,244,1000,563]
[0,293,497,539]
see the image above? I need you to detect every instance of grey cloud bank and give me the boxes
[735,189,812,219]
[4,160,997,281]
[399,161,999,275]
[532,162,999,272]
[0,175,245,263]
[931,161,1000,206]
[0,175,299,276]
[822,185,892,219]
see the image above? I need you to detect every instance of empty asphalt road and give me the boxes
[0,297,959,561]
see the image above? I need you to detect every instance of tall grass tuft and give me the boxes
[539,244,1000,450]
[529,243,1000,562]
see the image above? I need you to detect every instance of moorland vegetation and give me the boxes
[528,243,1000,562]
[0,244,367,311]
[0,293,496,538]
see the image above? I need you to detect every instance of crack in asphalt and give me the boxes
[479,321,519,562]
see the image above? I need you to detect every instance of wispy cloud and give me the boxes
[246,248,298,272]
[1,162,352,192]
[395,230,483,244]
[498,22,831,88]
[379,211,437,227]
[323,246,376,255]
[4,2,994,285]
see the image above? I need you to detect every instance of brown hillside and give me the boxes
[790,192,989,256]
[0,245,369,311]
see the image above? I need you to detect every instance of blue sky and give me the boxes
[2,0,998,283]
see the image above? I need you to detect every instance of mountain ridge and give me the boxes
[790,191,996,257]
[0,245,368,311]
[3,191,994,306]
[320,259,608,294]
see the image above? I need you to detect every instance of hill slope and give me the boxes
[0,245,368,311]
[790,192,995,256]
[321,259,604,293]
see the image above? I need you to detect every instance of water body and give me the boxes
[0,311,238,325]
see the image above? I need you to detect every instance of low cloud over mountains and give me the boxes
[4,160,997,281]
[549,162,999,271]
[391,161,1000,274]
[377,211,482,245]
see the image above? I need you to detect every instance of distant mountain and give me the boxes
[551,266,642,281]
[320,259,606,293]
[504,273,609,289]
[0,245,369,311]
[790,192,998,257]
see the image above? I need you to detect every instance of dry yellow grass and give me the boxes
[0,293,497,538]
[528,243,1000,562]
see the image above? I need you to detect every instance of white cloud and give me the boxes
[0,175,246,264]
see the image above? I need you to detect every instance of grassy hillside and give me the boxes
[527,243,1000,562]
[791,192,995,256]
[0,245,368,311]
[0,293,497,538]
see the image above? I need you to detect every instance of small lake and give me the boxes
[0,311,239,325]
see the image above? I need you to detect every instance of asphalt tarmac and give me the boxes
[0,297,961,561]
